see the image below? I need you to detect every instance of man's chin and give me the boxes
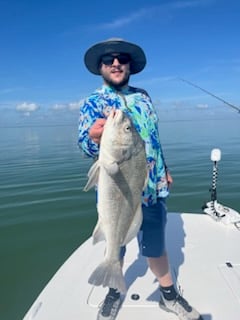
[104,77,129,90]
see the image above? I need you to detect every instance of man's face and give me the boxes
[99,53,131,89]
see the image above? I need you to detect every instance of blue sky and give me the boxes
[1,0,240,126]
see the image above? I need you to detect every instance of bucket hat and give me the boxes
[84,38,146,75]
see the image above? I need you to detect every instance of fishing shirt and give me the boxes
[78,84,169,206]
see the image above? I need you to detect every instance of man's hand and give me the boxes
[166,171,173,187]
[89,118,106,144]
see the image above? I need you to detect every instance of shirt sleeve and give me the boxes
[145,90,170,173]
[78,98,102,158]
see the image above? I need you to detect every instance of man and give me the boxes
[78,38,202,320]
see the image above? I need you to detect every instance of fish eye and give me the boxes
[124,125,131,132]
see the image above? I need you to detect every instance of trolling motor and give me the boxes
[203,148,240,228]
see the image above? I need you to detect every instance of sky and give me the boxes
[0,0,240,126]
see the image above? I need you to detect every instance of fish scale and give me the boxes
[84,109,148,293]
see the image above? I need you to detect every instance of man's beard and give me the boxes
[102,73,130,91]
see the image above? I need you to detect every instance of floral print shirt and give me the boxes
[78,84,169,206]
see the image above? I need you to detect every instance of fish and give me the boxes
[84,109,148,293]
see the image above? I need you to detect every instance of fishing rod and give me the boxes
[178,77,240,113]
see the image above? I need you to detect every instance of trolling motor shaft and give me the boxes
[203,148,240,227]
[209,149,221,217]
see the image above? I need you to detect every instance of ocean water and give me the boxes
[0,116,239,320]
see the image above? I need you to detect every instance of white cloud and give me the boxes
[197,103,209,109]
[52,103,67,111]
[97,0,215,30]
[134,75,176,87]
[16,102,40,114]
[171,0,211,9]
[99,9,148,29]
[52,100,83,112]
[68,100,82,110]
[0,87,25,95]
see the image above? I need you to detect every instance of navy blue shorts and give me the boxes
[120,198,167,258]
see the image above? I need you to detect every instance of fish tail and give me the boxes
[88,260,126,294]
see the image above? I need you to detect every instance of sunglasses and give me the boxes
[101,54,131,66]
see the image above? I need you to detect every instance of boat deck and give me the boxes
[23,213,240,320]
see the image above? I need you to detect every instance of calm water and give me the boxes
[0,117,239,320]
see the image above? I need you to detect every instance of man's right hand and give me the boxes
[89,118,106,144]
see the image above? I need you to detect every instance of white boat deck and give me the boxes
[23,213,240,320]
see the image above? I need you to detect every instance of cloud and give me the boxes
[69,101,82,110]
[52,103,67,111]
[197,103,209,109]
[99,9,148,29]
[16,102,40,116]
[171,0,211,9]
[97,0,215,30]
[61,0,215,37]
[52,100,82,112]
[134,75,176,87]
[0,87,25,95]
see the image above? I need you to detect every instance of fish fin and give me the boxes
[103,161,119,176]
[92,221,105,244]
[88,260,126,294]
[122,204,143,246]
[83,161,100,191]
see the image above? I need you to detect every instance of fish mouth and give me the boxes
[108,109,124,123]
[114,109,123,122]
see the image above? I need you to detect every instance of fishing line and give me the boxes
[178,77,240,113]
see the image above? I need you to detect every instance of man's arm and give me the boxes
[78,99,105,158]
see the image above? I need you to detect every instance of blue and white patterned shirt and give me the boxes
[78,84,169,206]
